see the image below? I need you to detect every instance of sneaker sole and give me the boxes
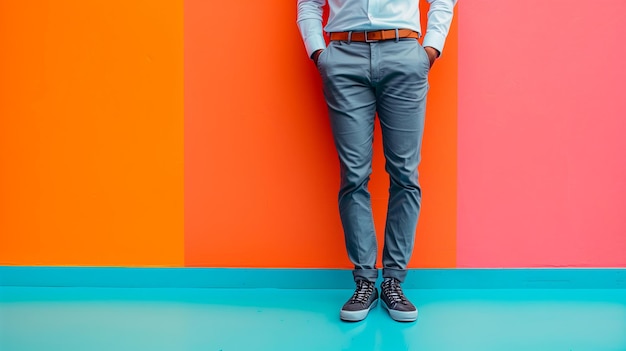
[382,299,418,322]
[340,299,378,322]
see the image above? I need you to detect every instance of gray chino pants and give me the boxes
[317,37,430,283]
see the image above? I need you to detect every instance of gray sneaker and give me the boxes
[340,279,378,322]
[380,278,418,322]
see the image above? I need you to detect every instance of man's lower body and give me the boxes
[317,34,430,322]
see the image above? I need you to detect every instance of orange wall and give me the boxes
[1,1,457,268]
[183,1,458,268]
[0,1,184,266]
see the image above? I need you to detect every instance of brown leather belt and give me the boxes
[330,29,419,42]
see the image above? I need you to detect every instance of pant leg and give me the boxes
[318,41,378,283]
[374,39,430,283]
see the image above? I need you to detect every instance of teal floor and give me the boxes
[1,287,625,351]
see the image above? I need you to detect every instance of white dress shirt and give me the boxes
[297,0,457,58]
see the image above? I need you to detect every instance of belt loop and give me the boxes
[347,31,352,44]
[394,28,399,42]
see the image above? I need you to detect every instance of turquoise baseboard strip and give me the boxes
[0,267,353,289]
[0,267,625,289]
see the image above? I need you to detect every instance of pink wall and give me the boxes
[457,1,626,267]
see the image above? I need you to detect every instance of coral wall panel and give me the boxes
[184,1,458,268]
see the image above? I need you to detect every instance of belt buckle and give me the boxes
[364,30,377,43]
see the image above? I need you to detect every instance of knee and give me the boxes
[339,162,372,193]
[387,164,420,189]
